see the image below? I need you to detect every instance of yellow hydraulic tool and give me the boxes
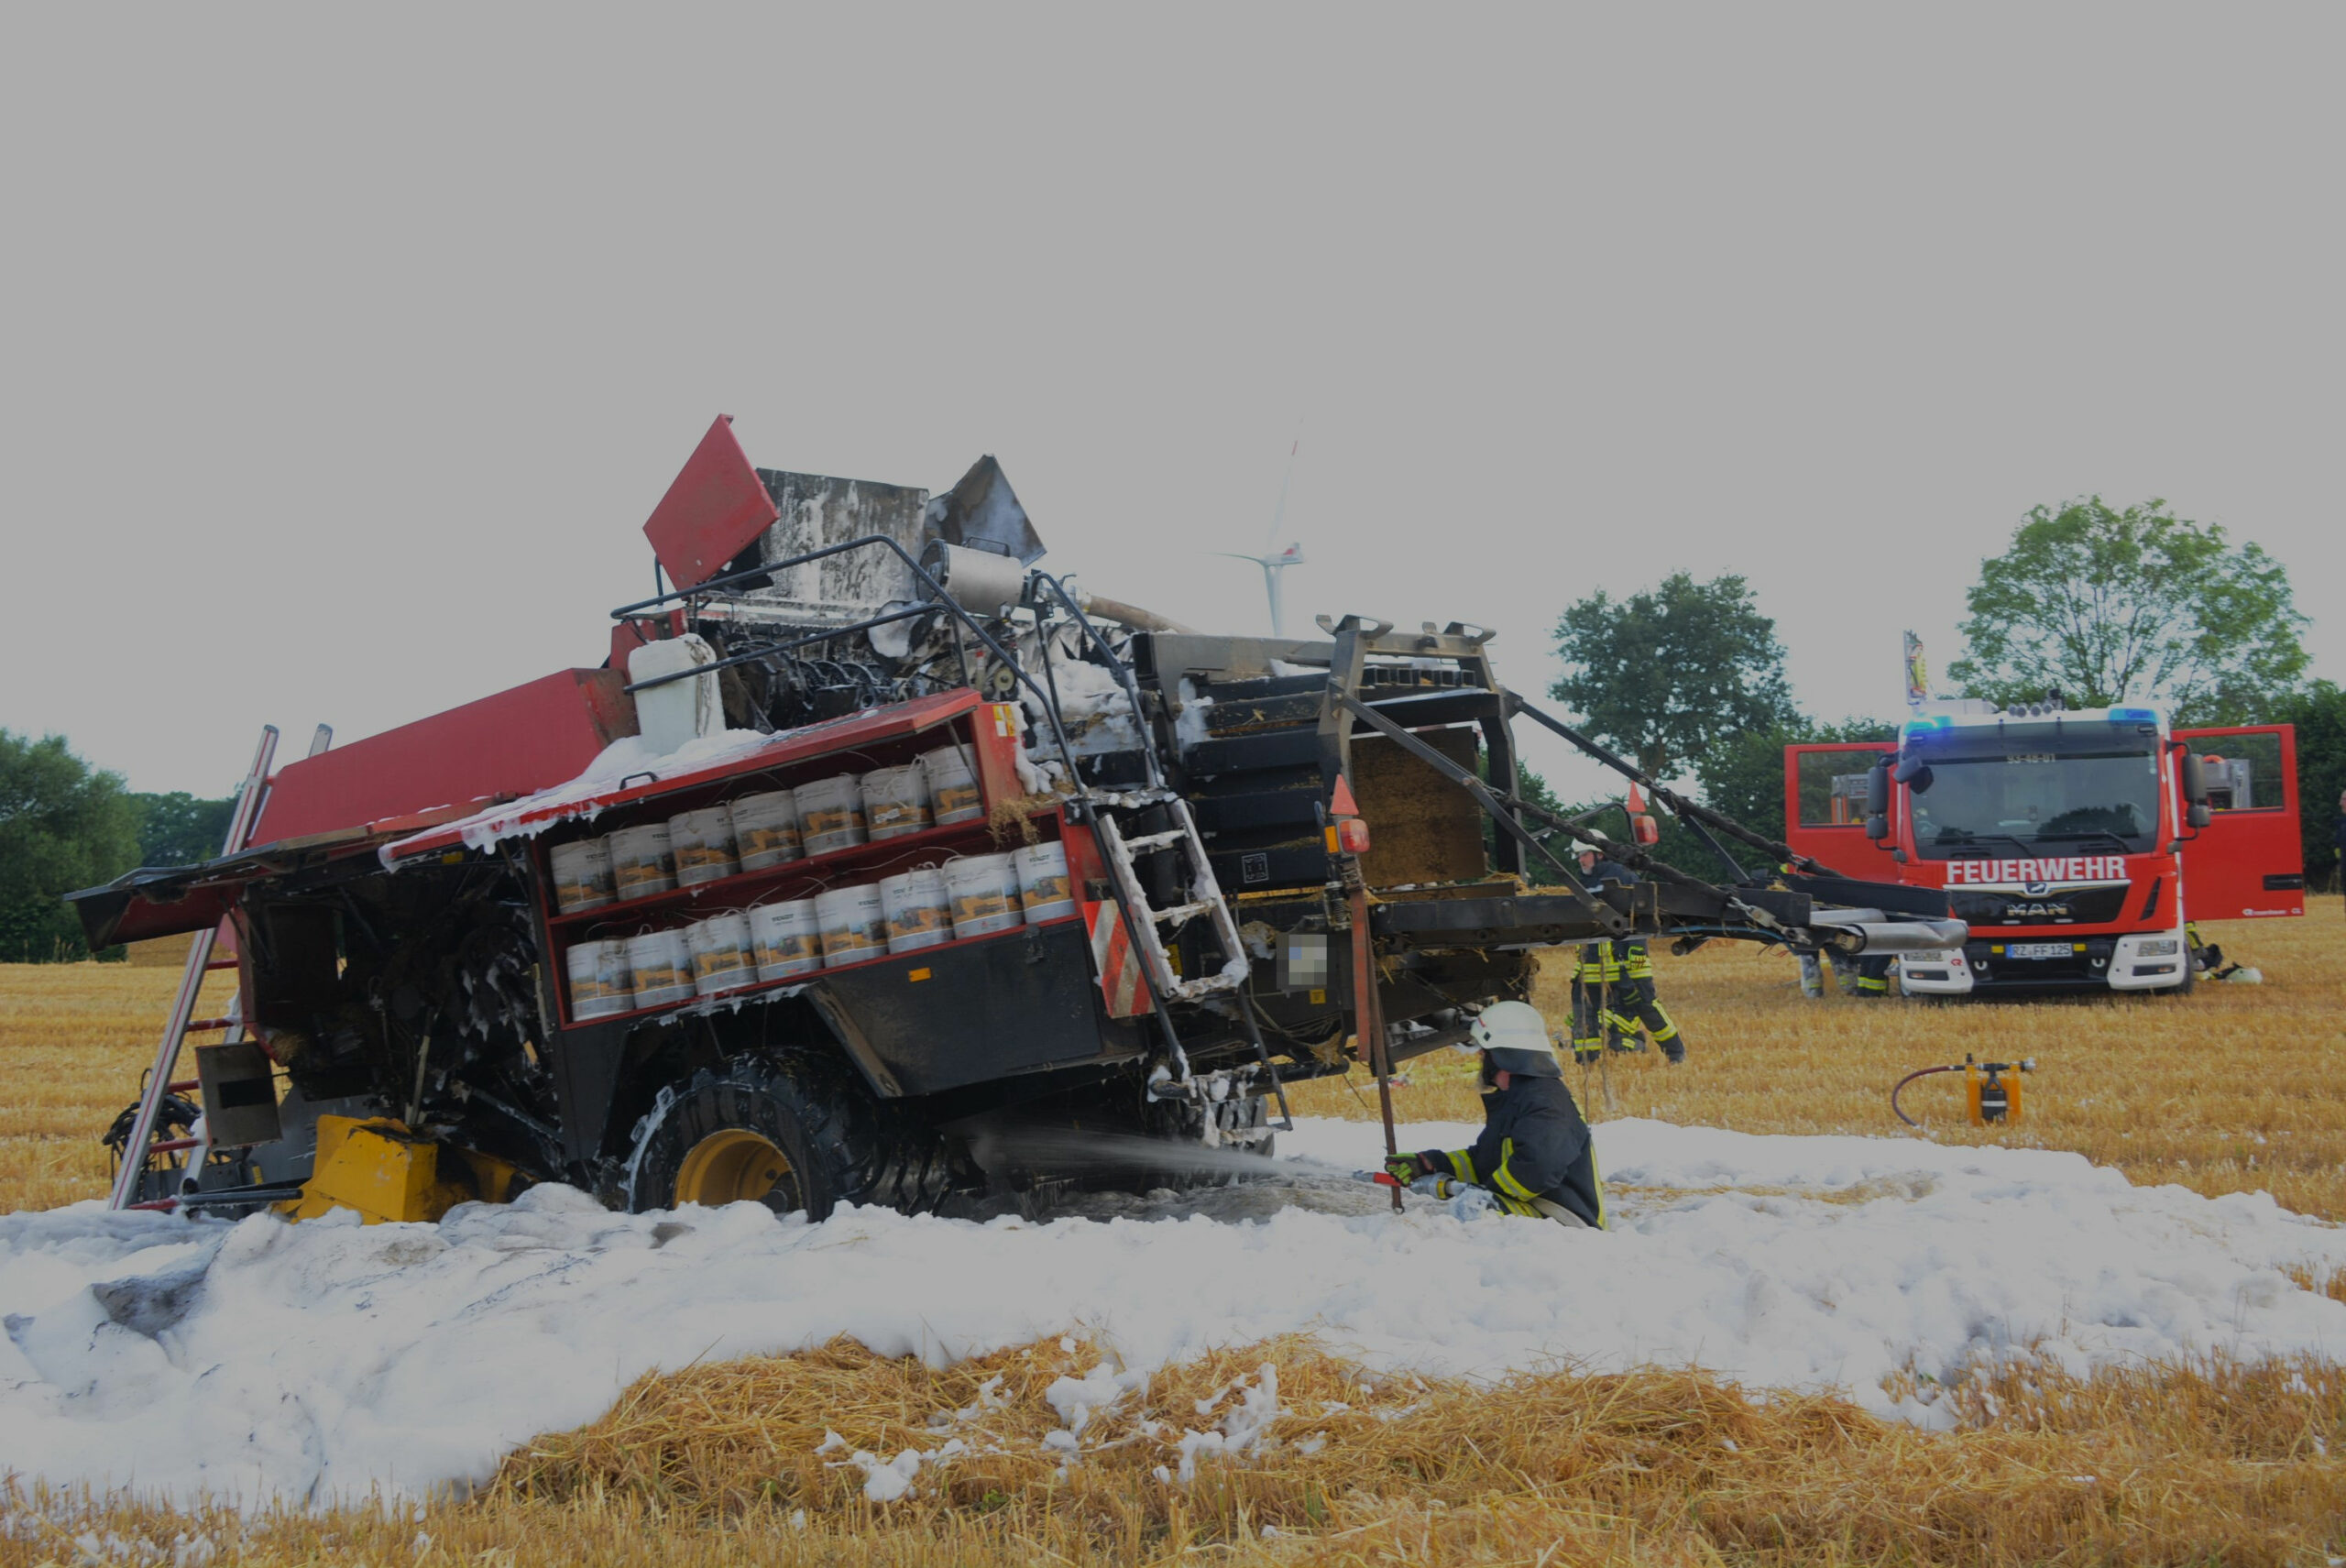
[280,1116,523,1224]
[1891,1054,2034,1128]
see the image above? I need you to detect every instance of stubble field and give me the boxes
[2,903,2341,1564]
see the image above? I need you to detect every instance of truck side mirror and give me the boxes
[2179,750,2209,808]
[1891,757,1934,795]
[1864,758,1891,840]
[2187,802,2212,829]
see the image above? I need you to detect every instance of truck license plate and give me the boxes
[2007,942,2070,959]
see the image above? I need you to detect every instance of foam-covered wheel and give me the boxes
[624,1056,869,1218]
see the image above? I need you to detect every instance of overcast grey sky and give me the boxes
[3,6,2338,804]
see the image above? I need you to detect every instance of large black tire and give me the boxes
[623,1056,872,1219]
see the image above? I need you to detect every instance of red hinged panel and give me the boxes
[641,414,782,589]
[252,669,639,846]
[2176,724,2304,920]
[1781,740,1895,873]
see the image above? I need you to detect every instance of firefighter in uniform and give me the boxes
[1385,1001,1606,1227]
[1849,954,1896,997]
[1568,846,1687,1063]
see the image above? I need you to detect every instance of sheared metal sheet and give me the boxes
[745,468,932,625]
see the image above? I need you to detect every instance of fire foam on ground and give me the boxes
[2,1119,2340,1506]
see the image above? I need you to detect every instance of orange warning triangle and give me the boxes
[1329,775,1361,817]
[1626,782,1647,813]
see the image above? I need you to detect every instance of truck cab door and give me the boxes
[1782,741,1895,873]
[2175,725,2305,920]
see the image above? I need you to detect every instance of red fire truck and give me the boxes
[1784,705,2305,994]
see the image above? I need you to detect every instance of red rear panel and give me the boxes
[1783,740,1895,875]
[641,414,783,589]
[2176,725,2305,919]
[251,669,638,846]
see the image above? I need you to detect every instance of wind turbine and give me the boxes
[1217,435,1307,637]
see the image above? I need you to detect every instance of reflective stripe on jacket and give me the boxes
[1420,1076,1606,1228]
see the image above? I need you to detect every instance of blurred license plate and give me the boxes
[2007,942,2070,959]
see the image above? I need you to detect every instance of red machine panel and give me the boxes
[2176,724,2305,920]
[641,414,782,589]
[1782,740,1895,874]
[385,687,1004,861]
[251,669,638,847]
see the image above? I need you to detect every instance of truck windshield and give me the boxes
[1903,720,2163,861]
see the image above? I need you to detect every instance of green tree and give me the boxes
[1946,498,2308,724]
[2278,681,2346,892]
[0,732,142,962]
[1549,572,1798,780]
[1692,716,1898,844]
[130,791,237,866]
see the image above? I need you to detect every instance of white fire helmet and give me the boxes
[1466,1000,1562,1080]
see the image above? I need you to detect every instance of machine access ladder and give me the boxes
[106,724,327,1210]
[1084,791,1251,1005]
[1039,581,1292,1128]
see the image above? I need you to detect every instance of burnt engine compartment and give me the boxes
[241,853,563,1179]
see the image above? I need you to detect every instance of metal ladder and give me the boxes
[107,725,327,1210]
[1025,576,1290,1126]
[1082,788,1291,1128]
[1083,790,1251,1005]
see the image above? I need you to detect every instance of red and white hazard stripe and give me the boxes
[1085,899,1150,1018]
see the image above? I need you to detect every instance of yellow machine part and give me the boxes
[1964,1063,2023,1126]
[280,1115,525,1224]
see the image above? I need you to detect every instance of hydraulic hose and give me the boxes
[1890,1063,1962,1127]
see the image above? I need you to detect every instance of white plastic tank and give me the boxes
[862,764,933,841]
[668,806,740,887]
[944,852,1024,938]
[551,839,615,915]
[797,774,868,856]
[608,823,677,900]
[624,927,695,1008]
[627,634,721,755]
[749,898,822,981]
[730,789,803,871]
[881,867,951,953]
[1014,840,1074,924]
[919,744,985,826]
[815,883,886,968]
[686,912,757,997]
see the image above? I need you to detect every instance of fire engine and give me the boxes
[1785,692,2305,995]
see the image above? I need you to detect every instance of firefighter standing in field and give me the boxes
[1567,845,1688,1063]
[1385,1002,1606,1227]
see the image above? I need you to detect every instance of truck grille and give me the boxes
[1948,885,2129,927]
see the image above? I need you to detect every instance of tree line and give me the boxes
[2,494,2337,960]
[1540,496,2339,887]
[0,734,235,962]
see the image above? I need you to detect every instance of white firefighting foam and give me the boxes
[1,1118,2340,1508]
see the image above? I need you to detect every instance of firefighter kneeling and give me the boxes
[1385,1002,1607,1229]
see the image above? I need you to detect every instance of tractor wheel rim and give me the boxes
[674,1128,795,1207]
